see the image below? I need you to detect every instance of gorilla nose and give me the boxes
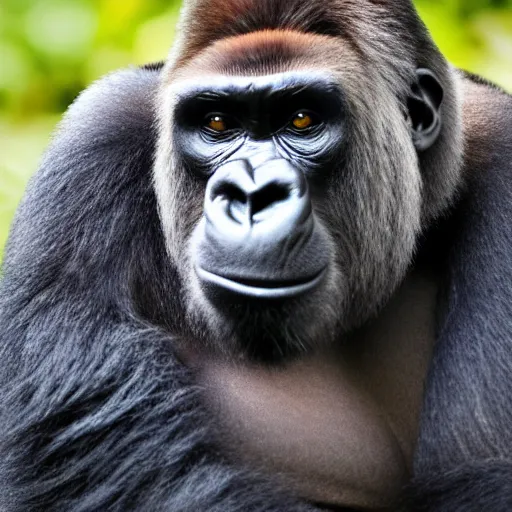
[196,157,329,299]
[204,158,311,232]
[212,178,290,225]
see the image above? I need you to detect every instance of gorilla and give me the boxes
[1,0,511,510]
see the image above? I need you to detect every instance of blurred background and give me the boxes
[1,0,511,253]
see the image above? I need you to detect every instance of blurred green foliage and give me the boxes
[0,0,511,252]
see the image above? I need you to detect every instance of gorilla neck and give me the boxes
[183,270,438,510]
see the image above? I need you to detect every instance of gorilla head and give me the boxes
[153,2,463,362]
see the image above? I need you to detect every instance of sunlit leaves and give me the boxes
[416,0,512,91]
[24,1,98,60]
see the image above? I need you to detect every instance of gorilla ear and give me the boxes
[407,68,444,151]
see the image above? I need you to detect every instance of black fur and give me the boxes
[401,463,512,511]
[0,67,315,511]
[408,86,512,511]
[1,17,512,512]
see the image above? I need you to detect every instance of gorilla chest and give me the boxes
[192,273,438,510]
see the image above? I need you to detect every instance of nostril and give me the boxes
[210,182,250,225]
[251,182,291,217]
[212,183,247,205]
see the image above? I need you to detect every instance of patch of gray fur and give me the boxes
[154,0,464,356]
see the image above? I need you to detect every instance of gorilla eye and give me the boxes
[290,112,317,131]
[206,114,228,133]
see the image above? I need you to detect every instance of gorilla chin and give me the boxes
[192,260,335,363]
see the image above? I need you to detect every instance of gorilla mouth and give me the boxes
[196,267,327,299]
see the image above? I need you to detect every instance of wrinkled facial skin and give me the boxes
[176,73,345,297]
[155,57,444,363]
[173,72,347,362]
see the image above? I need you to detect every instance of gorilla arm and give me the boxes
[403,74,512,511]
[0,67,315,512]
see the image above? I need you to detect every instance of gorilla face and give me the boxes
[167,72,345,361]
[176,72,342,302]
[154,34,447,362]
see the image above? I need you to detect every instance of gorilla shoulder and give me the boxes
[57,66,160,147]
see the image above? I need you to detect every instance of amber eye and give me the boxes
[291,112,314,130]
[206,115,228,132]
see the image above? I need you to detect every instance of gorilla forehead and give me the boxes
[170,29,354,81]
[170,0,425,77]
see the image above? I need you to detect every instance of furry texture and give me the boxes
[0,67,316,511]
[155,0,463,350]
[408,73,512,511]
[0,0,511,510]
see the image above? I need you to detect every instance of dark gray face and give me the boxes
[156,68,445,363]
[174,73,346,304]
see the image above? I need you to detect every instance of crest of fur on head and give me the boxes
[164,0,463,214]
[154,0,464,341]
